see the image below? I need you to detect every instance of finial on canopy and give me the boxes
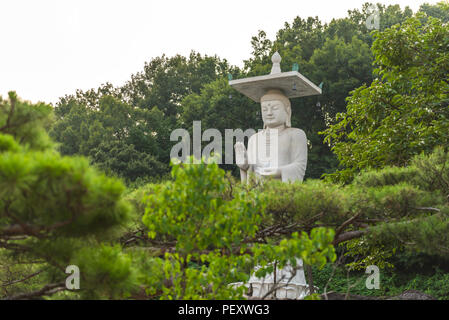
[270,52,282,74]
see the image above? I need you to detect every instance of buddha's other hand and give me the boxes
[234,142,249,171]
[257,167,281,178]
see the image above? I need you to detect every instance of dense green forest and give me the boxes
[1,1,449,299]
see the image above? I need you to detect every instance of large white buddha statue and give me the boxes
[229,52,321,299]
[233,90,311,299]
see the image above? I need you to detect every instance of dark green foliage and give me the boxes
[50,94,168,185]
[71,245,137,299]
[0,93,135,299]
[1,92,54,151]
[323,13,449,182]
[420,1,449,23]
[348,149,449,265]
[51,53,233,184]
[313,256,449,300]
[353,166,418,188]
[258,179,350,230]
[0,151,130,237]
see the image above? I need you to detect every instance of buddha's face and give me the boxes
[261,100,288,128]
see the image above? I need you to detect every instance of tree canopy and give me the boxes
[0,93,135,299]
[323,13,449,182]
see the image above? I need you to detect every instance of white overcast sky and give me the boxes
[0,0,439,104]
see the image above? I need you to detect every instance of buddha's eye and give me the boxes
[272,106,278,110]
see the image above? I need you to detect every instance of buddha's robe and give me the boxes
[246,127,307,182]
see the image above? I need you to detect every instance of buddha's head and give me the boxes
[260,89,291,129]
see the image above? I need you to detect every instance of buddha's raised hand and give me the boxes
[234,142,249,171]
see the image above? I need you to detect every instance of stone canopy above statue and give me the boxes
[229,51,322,102]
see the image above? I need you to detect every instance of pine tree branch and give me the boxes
[2,282,66,300]
[0,95,15,132]
[333,230,366,245]
[1,269,46,287]
[334,212,360,240]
